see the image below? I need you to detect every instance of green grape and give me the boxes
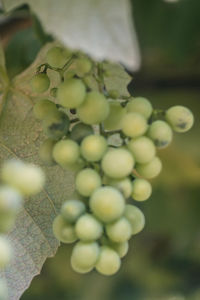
[127,136,156,164]
[106,217,132,243]
[0,236,12,269]
[136,156,162,179]
[61,200,86,223]
[0,279,8,300]
[75,168,101,197]
[75,213,103,241]
[110,241,129,258]
[30,73,50,93]
[108,90,120,99]
[39,138,57,166]
[122,112,148,138]
[75,57,92,76]
[77,91,110,125]
[0,214,15,234]
[126,97,153,119]
[64,70,76,80]
[70,123,94,143]
[165,105,194,132]
[33,99,57,120]
[71,241,100,273]
[124,204,145,235]
[52,139,80,168]
[46,47,71,68]
[89,186,125,223]
[103,101,126,131]
[80,135,107,162]
[95,246,121,276]
[0,186,22,215]
[52,215,77,243]
[104,176,132,198]
[101,148,134,179]
[148,120,173,148]
[1,160,45,196]
[132,178,152,201]
[57,78,86,109]
[43,110,70,139]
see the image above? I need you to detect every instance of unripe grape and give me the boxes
[77,91,110,124]
[89,186,125,223]
[110,241,129,258]
[75,168,101,197]
[103,102,126,131]
[124,204,145,235]
[0,236,12,269]
[42,110,69,139]
[104,176,132,198]
[80,135,107,162]
[70,123,94,143]
[30,73,50,93]
[132,178,152,201]
[127,136,156,164]
[75,57,92,76]
[165,105,194,132]
[106,217,132,243]
[61,200,86,223]
[39,138,57,166]
[57,78,86,109]
[95,246,121,276]
[148,120,173,148]
[33,99,57,120]
[136,156,162,179]
[122,112,148,138]
[52,215,77,243]
[0,186,22,215]
[46,47,71,68]
[0,279,8,300]
[52,139,80,167]
[126,97,153,119]
[101,148,134,179]
[75,213,103,241]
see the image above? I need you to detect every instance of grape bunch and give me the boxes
[31,46,194,276]
[0,160,45,299]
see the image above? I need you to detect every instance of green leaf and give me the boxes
[0,43,9,117]
[2,0,140,70]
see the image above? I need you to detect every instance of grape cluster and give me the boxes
[31,46,194,276]
[0,160,45,299]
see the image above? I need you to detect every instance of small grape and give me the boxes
[0,279,8,300]
[75,213,103,241]
[70,123,94,143]
[75,57,92,76]
[89,186,125,223]
[52,139,80,168]
[126,97,153,119]
[132,178,152,201]
[0,236,12,269]
[61,200,86,223]
[33,99,57,120]
[106,217,132,243]
[103,101,126,131]
[42,110,70,139]
[127,136,156,164]
[122,112,148,138]
[101,148,134,179]
[77,91,110,124]
[124,204,145,235]
[95,246,121,276]
[52,215,77,243]
[57,78,86,109]
[165,105,194,132]
[80,135,107,162]
[30,73,50,93]
[39,138,57,166]
[104,176,132,198]
[75,168,101,197]
[148,120,173,148]
[108,90,120,99]
[110,241,129,258]
[0,185,22,215]
[46,47,71,68]
[136,156,162,179]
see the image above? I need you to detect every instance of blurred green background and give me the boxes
[1,0,200,299]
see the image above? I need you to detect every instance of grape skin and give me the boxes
[122,112,148,138]
[39,138,57,166]
[53,139,80,168]
[75,168,101,197]
[165,105,194,132]
[106,217,132,243]
[126,97,153,119]
[110,241,129,258]
[52,215,77,243]
[30,73,50,93]
[0,236,12,269]
[132,178,152,201]
[75,57,92,76]
[128,136,156,164]
[136,156,162,179]
[103,101,126,131]
[42,110,70,139]
[80,135,107,162]
[95,246,121,276]
[70,123,94,143]
[104,177,132,198]
[75,213,103,241]
[61,200,86,223]
[148,120,173,148]
[124,204,145,235]
[46,47,71,68]
[33,99,57,120]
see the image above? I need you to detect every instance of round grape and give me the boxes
[110,241,129,258]
[30,73,50,93]
[136,156,162,179]
[95,246,121,276]
[0,236,12,269]
[132,178,152,201]
[103,101,126,131]
[122,112,148,138]
[124,204,145,235]
[42,110,70,139]
[33,99,57,120]
[106,217,132,243]
[75,213,103,241]
[39,138,56,166]
[165,105,194,132]
[127,136,156,164]
[80,135,107,162]
[148,120,173,148]
[52,215,77,243]
[75,57,92,76]
[46,47,71,68]
[126,97,153,119]
[75,168,101,197]
[70,123,94,143]
[52,139,80,168]
[61,200,86,223]
[104,176,132,198]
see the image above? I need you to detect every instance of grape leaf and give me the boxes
[1,0,141,70]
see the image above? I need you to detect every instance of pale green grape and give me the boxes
[75,168,101,197]
[30,73,50,93]
[42,110,70,139]
[75,57,92,76]
[132,178,152,201]
[52,139,80,167]
[110,241,129,258]
[75,213,103,241]
[101,148,134,179]
[104,176,132,198]
[103,101,126,131]
[33,99,57,120]
[124,204,145,235]
[122,112,148,138]
[148,120,173,148]
[136,156,162,179]
[71,241,100,273]
[80,135,107,162]
[46,47,71,68]
[39,138,57,166]
[95,246,121,276]
[89,186,125,223]
[57,78,86,108]
[0,186,22,215]
[127,136,156,164]
[61,200,86,223]
[70,123,94,143]
[106,217,132,243]
[52,215,77,243]
[0,236,12,269]
[77,91,110,124]
[165,105,194,132]
[126,97,153,119]
[0,279,8,300]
